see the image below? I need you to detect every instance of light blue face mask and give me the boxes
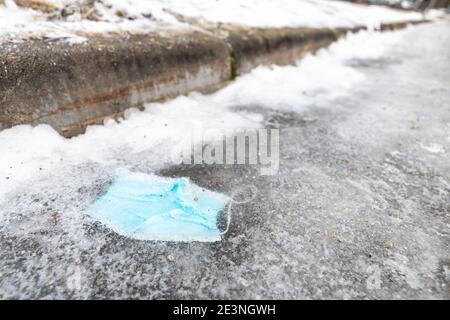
[87,170,231,242]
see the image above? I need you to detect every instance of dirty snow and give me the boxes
[0,18,449,299]
[0,0,185,43]
[0,28,408,198]
[0,0,441,43]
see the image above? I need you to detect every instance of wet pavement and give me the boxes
[0,19,449,299]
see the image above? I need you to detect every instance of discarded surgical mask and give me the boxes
[87,170,230,242]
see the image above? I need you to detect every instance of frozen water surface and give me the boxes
[0,20,449,299]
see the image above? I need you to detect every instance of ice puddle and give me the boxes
[88,170,230,242]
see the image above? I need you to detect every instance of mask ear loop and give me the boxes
[220,185,258,235]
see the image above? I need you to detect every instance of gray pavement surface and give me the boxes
[0,19,449,299]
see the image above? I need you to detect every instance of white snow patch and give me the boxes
[421,143,446,153]
[0,0,440,43]
[157,0,427,28]
[0,0,187,43]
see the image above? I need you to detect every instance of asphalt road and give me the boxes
[0,19,449,299]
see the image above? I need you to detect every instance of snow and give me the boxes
[0,15,448,299]
[0,27,409,198]
[0,0,441,43]
[157,0,425,28]
[421,143,446,153]
[0,30,412,291]
[0,0,185,43]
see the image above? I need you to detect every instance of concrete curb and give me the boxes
[0,30,231,136]
[0,19,428,137]
[219,27,342,77]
